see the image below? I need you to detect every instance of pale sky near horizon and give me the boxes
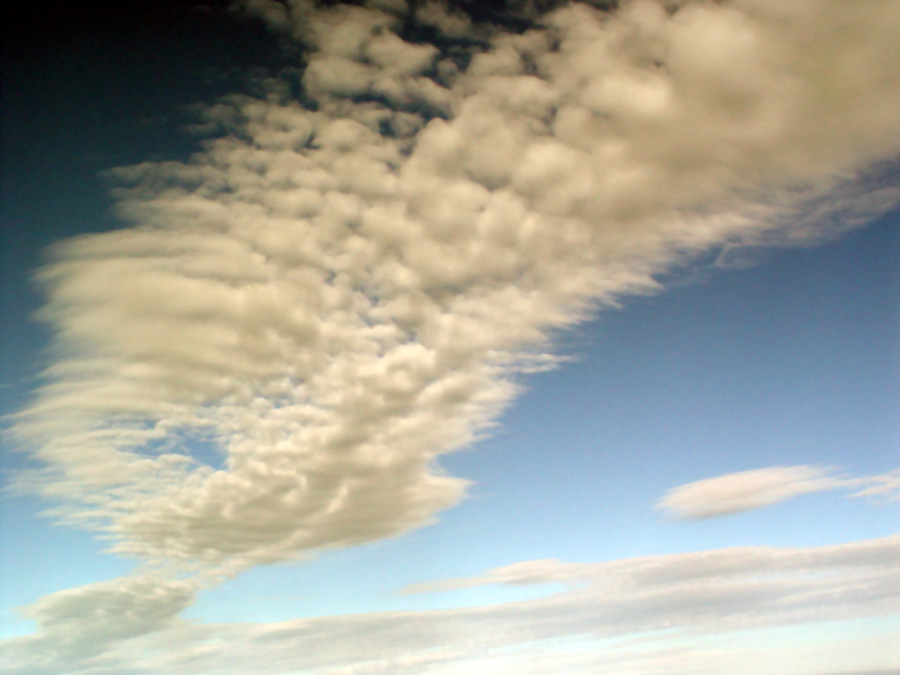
[1,1,899,673]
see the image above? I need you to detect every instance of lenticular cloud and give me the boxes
[10,0,900,571]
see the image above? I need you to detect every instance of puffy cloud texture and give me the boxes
[5,0,900,670]
[12,0,900,570]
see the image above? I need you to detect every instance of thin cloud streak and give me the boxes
[657,465,900,519]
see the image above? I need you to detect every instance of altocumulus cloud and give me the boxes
[4,0,900,671]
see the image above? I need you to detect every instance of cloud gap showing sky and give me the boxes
[2,0,900,673]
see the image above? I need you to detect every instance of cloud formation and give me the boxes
[5,0,900,669]
[0,573,197,673]
[657,465,841,518]
[657,465,900,518]
[3,536,898,674]
[12,0,900,571]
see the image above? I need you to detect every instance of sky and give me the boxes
[1,0,899,673]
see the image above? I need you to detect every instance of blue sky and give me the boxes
[1,1,899,673]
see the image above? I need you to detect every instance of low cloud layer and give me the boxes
[1,573,198,672]
[3,536,898,674]
[657,465,900,519]
[5,0,900,670]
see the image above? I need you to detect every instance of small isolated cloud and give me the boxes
[657,465,900,519]
[658,465,840,518]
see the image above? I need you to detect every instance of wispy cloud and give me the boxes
[4,0,900,671]
[657,465,900,519]
[3,536,898,673]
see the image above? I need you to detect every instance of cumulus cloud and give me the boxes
[657,465,900,518]
[3,536,898,674]
[5,0,900,667]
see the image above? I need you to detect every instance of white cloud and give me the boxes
[657,465,842,518]
[0,573,198,673]
[6,0,900,668]
[10,0,900,570]
[657,465,900,518]
[850,471,900,502]
[3,536,898,674]
[414,0,474,39]
[8,0,899,565]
